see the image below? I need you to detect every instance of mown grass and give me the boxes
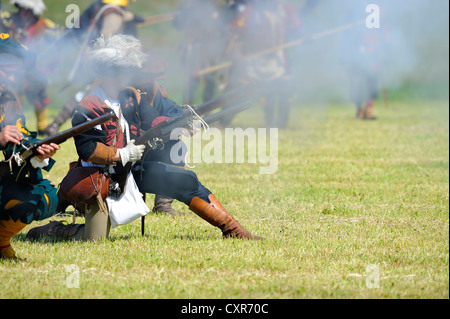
[1,98,448,299]
[1,0,448,300]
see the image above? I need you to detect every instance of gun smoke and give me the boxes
[142,0,449,107]
[3,0,449,123]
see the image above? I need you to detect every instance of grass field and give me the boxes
[1,98,448,299]
[0,0,448,300]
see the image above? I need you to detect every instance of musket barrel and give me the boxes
[197,22,363,76]
[25,111,117,157]
[202,102,252,125]
[193,84,254,115]
[134,86,254,147]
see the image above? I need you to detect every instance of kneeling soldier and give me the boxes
[27,34,262,241]
[0,33,60,260]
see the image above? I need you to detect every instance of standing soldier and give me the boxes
[64,0,142,44]
[340,1,390,120]
[220,0,302,128]
[173,0,229,106]
[43,0,145,137]
[0,33,60,260]
[0,0,62,134]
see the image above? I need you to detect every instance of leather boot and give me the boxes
[189,195,263,240]
[26,221,84,241]
[356,107,365,119]
[0,217,27,260]
[152,194,188,216]
[364,100,377,120]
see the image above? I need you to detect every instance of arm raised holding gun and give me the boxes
[19,111,117,162]
[135,85,253,150]
[1,111,117,175]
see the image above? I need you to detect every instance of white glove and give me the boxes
[118,140,145,165]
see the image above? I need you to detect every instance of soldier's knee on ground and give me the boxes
[83,203,111,241]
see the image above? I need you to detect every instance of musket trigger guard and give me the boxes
[20,142,31,151]
[147,138,163,150]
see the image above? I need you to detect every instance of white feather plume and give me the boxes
[10,0,46,16]
[90,34,147,71]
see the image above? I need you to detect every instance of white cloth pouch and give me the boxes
[106,171,150,228]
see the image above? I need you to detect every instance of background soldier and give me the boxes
[340,1,390,120]
[43,0,145,136]
[0,0,62,134]
[173,0,229,106]
[220,0,302,128]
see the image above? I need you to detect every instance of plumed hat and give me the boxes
[89,34,147,76]
[10,0,46,17]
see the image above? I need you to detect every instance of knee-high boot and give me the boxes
[364,100,377,120]
[189,194,263,240]
[0,218,27,260]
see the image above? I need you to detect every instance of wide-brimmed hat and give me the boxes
[89,34,147,77]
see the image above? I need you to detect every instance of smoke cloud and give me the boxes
[139,0,450,104]
[3,0,448,113]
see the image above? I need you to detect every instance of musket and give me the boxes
[117,89,252,199]
[61,4,125,93]
[137,100,252,149]
[138,12,176,28]
[136,99,251,238]
[1,111,117,171]
[202,101,251,125]
[117,95,251,191]
[135,85,253,148]
[196,21,363,77]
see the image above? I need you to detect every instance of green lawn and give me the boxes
[1,0,448,300]
[1,99,448,299]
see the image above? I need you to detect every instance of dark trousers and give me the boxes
[133,140,211,206]
[260,78,295,129]
[347,67,379,109]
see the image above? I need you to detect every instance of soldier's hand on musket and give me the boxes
[35,143,60,160]
[0,125,24,147]
[118,140,145,165]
